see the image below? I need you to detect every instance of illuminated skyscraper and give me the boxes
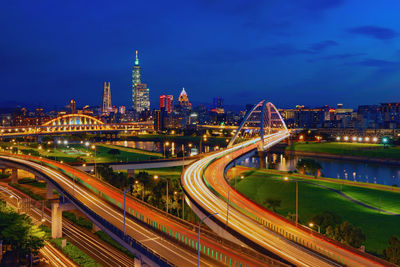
[160,95,173,113]
[132,50,150,113]
[178,87,191,110]
[102,81,111,115]
[69,99,76,113]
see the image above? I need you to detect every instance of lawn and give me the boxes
[287,142,400,159]
[232,168,400,254]
[2,142,163,163]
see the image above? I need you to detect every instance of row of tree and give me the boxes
[0,201,46,265]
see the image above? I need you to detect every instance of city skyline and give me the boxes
[2,1,400,109]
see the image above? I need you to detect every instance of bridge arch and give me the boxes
[228,100,288,149]
[42,114,104,127]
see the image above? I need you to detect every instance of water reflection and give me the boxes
[238,153,400,186]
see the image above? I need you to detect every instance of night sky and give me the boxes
[1,0,400,109]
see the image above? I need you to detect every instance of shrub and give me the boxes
[9,183,43,200]
[51,238,101,267]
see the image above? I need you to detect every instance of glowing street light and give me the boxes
[309,222,320,233]
[372,137,378,142]
[336,136,340,141]
[365,137,370,142]
[344,136,349,141]
[352,136,357,142]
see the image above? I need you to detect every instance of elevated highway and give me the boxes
[0,153,287,267]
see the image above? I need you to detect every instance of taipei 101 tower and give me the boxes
[132,50,149,113]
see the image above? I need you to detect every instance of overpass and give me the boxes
[0,114,153,138]
[0,153,287,267]
[182,100,394,267]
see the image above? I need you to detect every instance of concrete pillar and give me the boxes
[47,183,54,199]
[51,202,62,238]
[257,151,266,169]
[134,257,142,267]
[92,223,101,232]
[127,169,135,178]
[10,168,18,183]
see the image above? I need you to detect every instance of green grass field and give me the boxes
[287,142,400,159]
[232,169,400,254]
[2,142,163,163]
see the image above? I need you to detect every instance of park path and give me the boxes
[297,179,400,216]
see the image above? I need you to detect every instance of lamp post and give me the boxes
[154,175,169,213]
[91,145,96,177]
[309,222,320,233]
[55,140,62,161]
[198,212,218,267]
[163,142,170,158]
[284,176,298,226]
[123,188,128,235]
[199,135,207,154]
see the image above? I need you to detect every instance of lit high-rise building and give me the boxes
[135,83,150,113]
[178,87,191,110]
[102,82,111,115]
[69,99,76,113]
[160,95,173,113]
[132,50,150,113]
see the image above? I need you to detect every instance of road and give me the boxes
[0,154,284,267]
[183,131,393,267]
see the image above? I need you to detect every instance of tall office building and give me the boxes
[102,81,112,115]
[160,95,173,113]
[69,99,76,113]
[132,50,150,113]
[178,87,191,110]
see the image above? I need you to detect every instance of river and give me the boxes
[237,153,400,187]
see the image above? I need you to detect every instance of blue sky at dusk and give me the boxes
[1,0,400,109]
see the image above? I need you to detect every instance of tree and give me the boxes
[310,211,341,233]
[296,158,322,176]
[326,221,365,248]
[0,202,45,262]
[383,235,400,264]
[75,156,86,164]
[107,148,121,155]
[264,198,281,212]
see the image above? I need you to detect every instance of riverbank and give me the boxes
[286,142,400,165]
[228,166,400,255]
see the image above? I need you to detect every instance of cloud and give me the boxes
[266,43,314,56]
[347,26,398,40]
[355,58,397,67]
[309,40,338,51]
[308,52,365,62]
[194,43,314,64]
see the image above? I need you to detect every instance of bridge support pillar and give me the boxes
[92,223,101,232]
[257,150,266,169]
[51,202,62,238]
[10,168,18,183]
[47,183,55,199]
[134,257,142,267]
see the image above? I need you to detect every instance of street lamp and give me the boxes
[91,145,96,176]
[198,212,218,267]
[283,177,298,226]
[154,175,169,213]
[163,142,170,158]
[309,222,320,233]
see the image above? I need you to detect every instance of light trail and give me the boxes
[183,130,393,267]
